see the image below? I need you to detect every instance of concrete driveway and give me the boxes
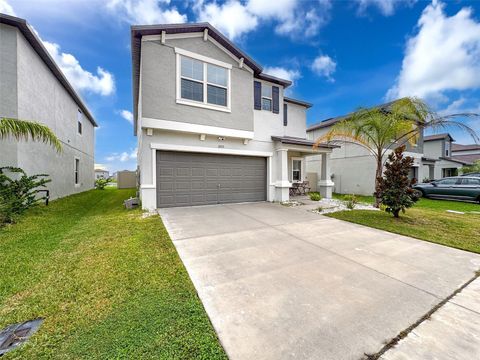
[159,202,480,360]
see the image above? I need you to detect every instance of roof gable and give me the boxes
[131,22,292,134]
[0,13,97,127]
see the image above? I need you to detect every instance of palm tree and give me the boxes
[0,117,62,152]
[315,97,479,207]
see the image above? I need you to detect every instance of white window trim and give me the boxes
[175,48,232,113]
[291,157,303,183]
[74,157,80,187]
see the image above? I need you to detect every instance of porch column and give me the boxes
[275,148,290,202]
[318,153,334,198]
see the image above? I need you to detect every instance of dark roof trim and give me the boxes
[284,97,312,109]
[424,133,455,142]
[452,143,480,151]
[421,157,437,163]
[307,99,402,132]
[0,14,97,127]
[131,22,293,134]
[255,73,292,87]
[439,157,472,165]
[271,136,339,148]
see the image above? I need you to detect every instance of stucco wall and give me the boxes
[13,27,94,199]
[423,139,444,159]
[141,37,254,131]
[284,102,307,138]
[0,24,19,167]
[307,127,425,195]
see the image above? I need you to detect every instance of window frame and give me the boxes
[261,85,272,111]
[74,157,80,187]
[77,109,83,136]
[175,48,232,113]
[291,157,303,183]
[445,141,450,157]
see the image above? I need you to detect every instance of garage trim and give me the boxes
[143,143,274,202]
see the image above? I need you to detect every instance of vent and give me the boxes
[0,318,44,356]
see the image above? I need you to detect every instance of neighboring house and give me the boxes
[306,111,473,196]
[452,143,480,165]
[0,14,96,199]
[423,133,472,178]
[95,168,110,180]
[131,23,335,209]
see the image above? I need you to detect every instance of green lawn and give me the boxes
[329,193,480,253]
[0,188,226,359]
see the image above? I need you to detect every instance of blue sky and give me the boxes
[2,0,480,172]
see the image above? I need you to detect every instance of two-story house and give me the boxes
[423,133,472,178]
[131,23,335,209]
[306,112,428,195]
[306,109,475,196]
[0,14,96,199]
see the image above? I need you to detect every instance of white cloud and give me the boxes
[311,55,336,81]
[387,1,480,101]
[193,0,331,40]
[43,41,115,96]
[107,0,186,24]
[195,1,258,40]
[263,66,301,84]
[0,0,15,15]
[105,148,137,163]
[120,109,133,123]
[355,0,416,16]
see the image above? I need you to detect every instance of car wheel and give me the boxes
[415,189,426,198]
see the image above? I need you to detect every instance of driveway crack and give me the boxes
[363,270,480,360]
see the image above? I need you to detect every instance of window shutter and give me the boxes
[254,81,261,110]
[272,86,279,114]
[283,103,288,126]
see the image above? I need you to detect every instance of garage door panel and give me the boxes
[156,151,266,208]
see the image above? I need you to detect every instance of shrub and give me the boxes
[376,145,420,218]
[95,178,110,190]
[308,192,321,201]
[0,167,50,225]
[344,194,358,210]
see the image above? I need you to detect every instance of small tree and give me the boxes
[461,160,480,174]
[0,167,51,225]
[95,178,111,190]
[377,146,419,218]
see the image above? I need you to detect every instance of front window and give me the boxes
[292,159,302,182]
[261,85,272,111]
[179,55,229,108]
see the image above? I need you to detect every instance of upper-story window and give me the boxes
[445,141,450,157]
[77,109,83,135]
[261,86,272,111]
[176,48,231,112]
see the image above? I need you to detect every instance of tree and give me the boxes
[0,117,62,152]
[461,160,480,174]
[377,146,419,218]
[315,97,479,207]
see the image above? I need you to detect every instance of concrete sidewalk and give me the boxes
[159,202,480,360]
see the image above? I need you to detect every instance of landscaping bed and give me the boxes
[0,188,226,359]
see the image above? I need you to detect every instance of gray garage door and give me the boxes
[156,151,267,208]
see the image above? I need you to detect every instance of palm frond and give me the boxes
[0,117,62,152]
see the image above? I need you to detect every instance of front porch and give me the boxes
[271,136,336,202]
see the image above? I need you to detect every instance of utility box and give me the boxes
[117,170,137,189]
